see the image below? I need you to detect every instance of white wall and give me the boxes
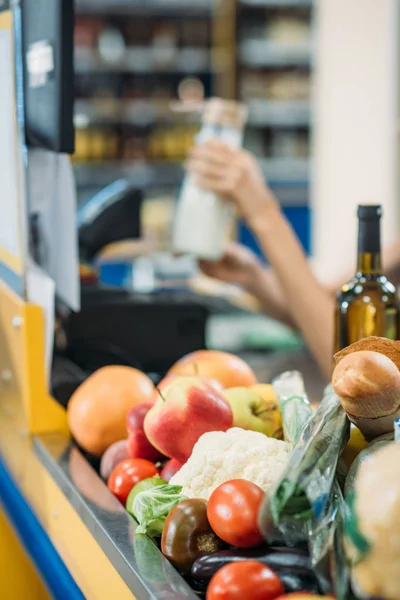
[312,0,399,282]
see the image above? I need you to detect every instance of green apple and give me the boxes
[222,386,282,438]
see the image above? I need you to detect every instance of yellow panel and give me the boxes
[0,509,50,600]
[0,282,136,599]
[0,282,68,440]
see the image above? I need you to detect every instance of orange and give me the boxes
[67,365,155,456]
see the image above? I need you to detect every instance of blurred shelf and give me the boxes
[75,46,211,75]
[239,40,312,67]
[247,100,310,126]
[75,0,213,16]
[74,99,201,127]
[240,0,312,6]
[73,158,310,190]
[73,160,184,189]
[260,157,310,182]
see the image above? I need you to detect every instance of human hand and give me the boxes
[198,241,262,290]
[187,139,276,228]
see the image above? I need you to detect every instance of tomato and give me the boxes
[207,479,264,548]
[206,561,284,600]
[108,458,158,504]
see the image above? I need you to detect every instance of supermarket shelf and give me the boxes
[74,99,201,127]
[34,434,197,600]
[73,160,184,189]
[240,0,312,7]
[74,98,311,128]
[73,158,309,190]
[260,157,310,182]
[239,40,312,67]
[247,100,311,127]
[75,46,211,75]
[75,0,212,16]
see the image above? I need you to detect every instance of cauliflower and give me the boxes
[170,427,291,500]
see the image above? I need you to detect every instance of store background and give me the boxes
[72,0,400,290]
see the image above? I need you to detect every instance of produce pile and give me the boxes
[67,340,400,600]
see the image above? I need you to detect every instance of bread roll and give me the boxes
[332,350,400,438]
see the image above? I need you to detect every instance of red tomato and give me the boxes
[207,479,264,548]
[108,458,158,504]
[206,561,284,600]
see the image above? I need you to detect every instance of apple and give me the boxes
[222,384,282,438]
[161,459,184,482]
[153,374,224,404]
[127,401,165,462]
[144,376,233,463]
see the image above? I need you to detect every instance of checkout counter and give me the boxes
[0,4,324,599]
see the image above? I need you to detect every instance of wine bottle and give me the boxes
[334,205,399,352]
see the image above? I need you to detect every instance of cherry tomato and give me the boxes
[206,561,284,600]
[207,479,264,548]
[108,458,158,504]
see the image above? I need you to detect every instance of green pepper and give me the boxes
[161,498,225,575]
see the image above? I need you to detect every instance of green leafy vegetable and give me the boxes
[126,476,166,515]
[133,484,188,536]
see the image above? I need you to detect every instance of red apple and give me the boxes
[161,459,184,482]
[143,376,233,463]
[127,401,164,461]
[127,399,155,433]
[154,374,224,404]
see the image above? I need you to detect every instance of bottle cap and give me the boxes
[357,205,383,220]
[202,98,248,128]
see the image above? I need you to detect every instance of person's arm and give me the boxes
[198,242,295,328]
[188,140,334,378]
[326,239,400,296]
[249,197,335,379]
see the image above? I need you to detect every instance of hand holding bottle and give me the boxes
[187,139,276,229]
[198,242,262,289]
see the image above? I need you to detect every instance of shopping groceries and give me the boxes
[67,365,155,456]
[206,561,284,600]
[161,498,225,574]
[65,345,400,599]
[169,428,290,500]
[221,385,282,437]
[167,349,258,388]
[143,376,234,463]
[333,337,400,438]
[127,401,165,462]
[107,458,159,505]
[206,480,265,548]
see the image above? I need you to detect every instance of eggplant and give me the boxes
[278,571,322,594]
[191,548,321,594]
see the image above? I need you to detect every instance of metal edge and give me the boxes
[33,433,199,600]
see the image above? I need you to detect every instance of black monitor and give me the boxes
[22,0,74,153]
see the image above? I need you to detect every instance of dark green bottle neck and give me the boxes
[357,214,382,276]
[356,252,382,276]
